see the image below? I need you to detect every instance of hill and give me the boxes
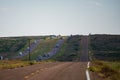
[90,34,120,61]
[0,36,46,60]
[89,34,120,80]
[48,35,82,61]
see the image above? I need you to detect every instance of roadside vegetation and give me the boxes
[0,37,28,59]
[90,35,120,61]
[89,61,120,80]
[89,34,120,80]
[0,36,43,59]
[49,35,82,61]
[0,60,40,70]
[23,38,59,60]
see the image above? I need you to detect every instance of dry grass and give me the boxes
[89,61,120,80]
[0,60,40,70]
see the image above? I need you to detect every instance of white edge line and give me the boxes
[86,61,90,80]
[87,62,90,68]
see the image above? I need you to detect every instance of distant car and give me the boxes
[19,52,23,56]
[55,44,59,48]
[47,54,49,57]
[36,55,42,61]
[43,54,47,57]
[36,58,41,61]
[34,40,37,44]
[27,47,30,50]
[0,56,3,60]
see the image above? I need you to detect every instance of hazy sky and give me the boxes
[0,0,120,37]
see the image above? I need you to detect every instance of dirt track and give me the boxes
[0,36,89,80]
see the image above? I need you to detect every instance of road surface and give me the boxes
[80,36,89,62]
[0,36,89,80]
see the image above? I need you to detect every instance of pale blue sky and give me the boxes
[0,0,120,37]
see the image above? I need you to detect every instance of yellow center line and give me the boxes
[36,70,40,73]
[31,73,35,75]
[24,76,29,79]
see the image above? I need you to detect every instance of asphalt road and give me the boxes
[0,62,87,80]
[0,36,89,80]
[80,36,89,62]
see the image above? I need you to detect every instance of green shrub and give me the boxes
[89,66,100,72]
[90,61,120,80]
[28,61,35,65]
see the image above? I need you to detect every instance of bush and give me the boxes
[90,61,120,80]
[28,61,35,65]
[89,66,100,72]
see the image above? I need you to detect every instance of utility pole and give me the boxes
[28,39,31,61]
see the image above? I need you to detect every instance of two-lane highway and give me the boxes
[0,36,90,80]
